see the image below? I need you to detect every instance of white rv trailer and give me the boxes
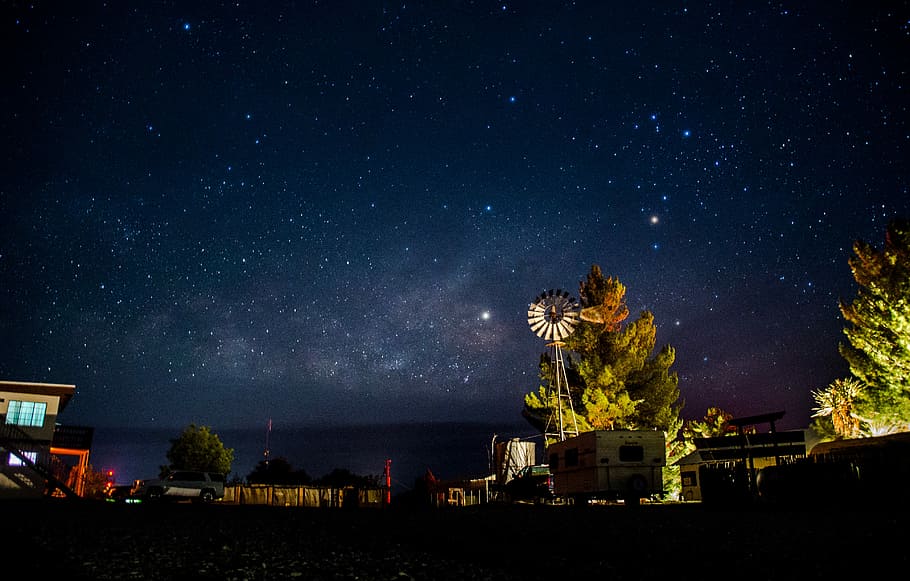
[547,430,666,504]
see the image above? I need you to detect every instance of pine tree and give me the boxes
[523,265,682,436]
[839,218,910,428]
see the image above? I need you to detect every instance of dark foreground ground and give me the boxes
[6,498,903,580]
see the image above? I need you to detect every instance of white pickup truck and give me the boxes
[135,470,225,502]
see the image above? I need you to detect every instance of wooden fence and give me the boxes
[223,484,385,508]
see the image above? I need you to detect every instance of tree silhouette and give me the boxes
[247,457,312,485]
[164,424,234,476]
[839,218,910,430]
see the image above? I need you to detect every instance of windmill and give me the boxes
[527,288,581,442]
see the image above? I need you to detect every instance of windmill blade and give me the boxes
[527,307,545,322]
[529,319,549,338]
[556,320,576,339]
[545,323,556,341]
[552,322,566,341]
[560,318,578,339]
[527,302,547,333]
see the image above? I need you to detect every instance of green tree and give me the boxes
[810,378,864,439]
[839,218,910,429]
[523,265,683,438]
[675,407,736,468]
[164,424,234,476]
[681,407,735,440]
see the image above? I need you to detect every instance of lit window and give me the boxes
[9,451,38,466]
[5,401,47,427]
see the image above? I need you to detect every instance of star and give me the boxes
[3,1,906,487]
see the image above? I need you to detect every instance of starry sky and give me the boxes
[3,1,908,434]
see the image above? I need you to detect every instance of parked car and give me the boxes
[135,470,225,502]
[504,464,553,503]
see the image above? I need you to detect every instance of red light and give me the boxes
[104,469,115,494]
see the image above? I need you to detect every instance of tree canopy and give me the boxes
[247,457,312,485]
[164,424,234,476]
[680,407,736,440]
[246,460,379,488]
[839,218,910,430]
[314,468,380,488]
[523,265,683,440]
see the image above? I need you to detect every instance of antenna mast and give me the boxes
[263,418,272,466]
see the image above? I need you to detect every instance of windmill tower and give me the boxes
[527,289,580,442]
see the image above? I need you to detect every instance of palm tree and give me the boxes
[811,378,864,438]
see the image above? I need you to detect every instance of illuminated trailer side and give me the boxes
[547,430,666,505]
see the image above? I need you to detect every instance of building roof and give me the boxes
[674,451,704,466]
[727,410,786,427]
[0,380,76,412]
[809,431,910,456]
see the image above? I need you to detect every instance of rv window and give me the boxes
[681,471,697,486]
[565,448,579,467]
[619,445,644,462]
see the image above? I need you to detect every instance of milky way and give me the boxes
[3,2,907,432]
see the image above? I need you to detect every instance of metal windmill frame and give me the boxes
[527,289,580,442]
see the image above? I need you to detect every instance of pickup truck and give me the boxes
[503,464,554,503]
[135,470,225,502]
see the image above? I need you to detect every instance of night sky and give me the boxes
[3,2,908,434]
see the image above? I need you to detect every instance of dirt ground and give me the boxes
[6,498,903,580]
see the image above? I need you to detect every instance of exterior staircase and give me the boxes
[0,423,82,499]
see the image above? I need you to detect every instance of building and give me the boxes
[676,411,808,503]
[0,380,93,499]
